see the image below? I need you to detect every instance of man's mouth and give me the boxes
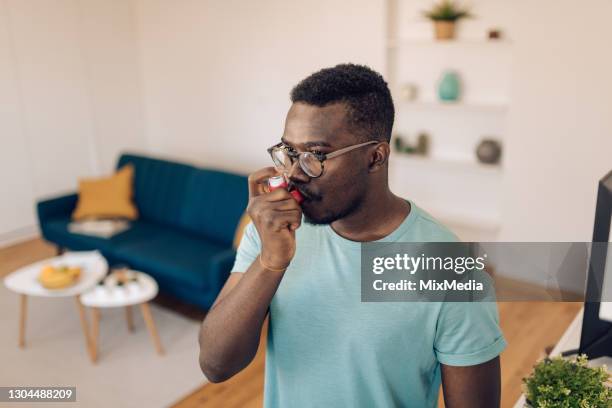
[294,186,318,201]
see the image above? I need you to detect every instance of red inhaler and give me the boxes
[268,175,304,204]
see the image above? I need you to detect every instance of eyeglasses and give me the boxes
[267,140,379,178]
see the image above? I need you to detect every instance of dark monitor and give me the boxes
[579,169,612,359]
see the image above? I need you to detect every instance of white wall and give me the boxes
[132,0,386,174]
[0,0,146,246]
[76,0,147,175]
[0,0,35,244]
[501,0,612,241]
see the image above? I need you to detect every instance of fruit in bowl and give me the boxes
[38,264,82,289]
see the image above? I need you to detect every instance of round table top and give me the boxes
[3,251,108,297]
[80,272,158,308]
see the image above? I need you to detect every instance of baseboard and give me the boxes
[0,225,40,248]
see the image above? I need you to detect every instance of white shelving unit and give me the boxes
[387,38,513,49]
[402,100,508,113]
[386,0,512,240]
[391,154,502,174]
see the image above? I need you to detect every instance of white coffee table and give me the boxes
[80,271,164,362]
[3,251,108,361]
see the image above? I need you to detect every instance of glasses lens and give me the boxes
[271,148,292,170]
[300,153,323,177]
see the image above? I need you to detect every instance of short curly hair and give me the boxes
[290,63,394,143]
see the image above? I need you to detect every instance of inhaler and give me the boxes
[267,175,304,204]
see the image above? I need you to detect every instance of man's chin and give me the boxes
[302,195,363,226]
[302,206,335,225]
[303,214,332,225]
[302,205,344,226]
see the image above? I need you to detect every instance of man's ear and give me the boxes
[369,142,389,173]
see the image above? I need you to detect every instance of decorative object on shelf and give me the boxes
[393,134,428,156]
[522,355,611,408]
[415,132,430,155]
[423,0,472,41]
[487,28,502,40]
[438,71,461,101]
[393,135,414,154]
[475,138,502,164]
[400,83,418,101]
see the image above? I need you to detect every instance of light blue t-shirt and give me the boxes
[231,201,506,408]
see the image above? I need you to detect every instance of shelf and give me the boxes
[401,100,508,113]
[387,38,512,49]
[391,154,502,174]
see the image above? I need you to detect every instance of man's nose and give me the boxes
[286,160,310,184]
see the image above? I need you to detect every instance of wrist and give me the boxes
[259,253,290,271]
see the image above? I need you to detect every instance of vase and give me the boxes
[434,21,455,40]
[476,139,502,164]
[438,71,461,101]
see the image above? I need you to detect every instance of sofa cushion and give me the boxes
[117,154,194,228]
[179,169,249,246]
[111,228,227,290]
[72,164,139,221]
[42,217,169,252]
[41,216,117,253]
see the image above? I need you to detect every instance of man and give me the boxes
[199,64,506,407]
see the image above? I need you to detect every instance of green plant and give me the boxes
[423,0,472,22]
[523,355,612,408]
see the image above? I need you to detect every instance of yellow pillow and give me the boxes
[233,213,251,249]
[72,164,138,221]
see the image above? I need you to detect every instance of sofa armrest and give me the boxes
[208,248,238,294]
[37,193,78,224]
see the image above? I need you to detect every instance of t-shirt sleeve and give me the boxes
[230,222,262,273]
[434,298,507,366]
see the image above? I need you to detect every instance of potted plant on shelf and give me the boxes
[423,0,472,40]
[522,355,611,407]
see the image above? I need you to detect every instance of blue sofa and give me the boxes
[37,153,249,309]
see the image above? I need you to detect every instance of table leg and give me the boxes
[125,305,134,333]
[75,296,94,363]
[91,308,100,363]
[140,303,164,355]
[19,294,27,348]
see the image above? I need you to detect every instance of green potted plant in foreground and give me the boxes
[423,0,472,40]
[523,354,612,407]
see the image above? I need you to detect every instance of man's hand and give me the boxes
[441,356,501,408]
[246,167,302,270]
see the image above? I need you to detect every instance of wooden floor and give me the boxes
[1,238,582,408]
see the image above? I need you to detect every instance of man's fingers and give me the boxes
[263,188,301,203]
[248,167,281,198]
[267,197,302,211]
[268,210,302,232]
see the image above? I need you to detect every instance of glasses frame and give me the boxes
[267,140,379,178]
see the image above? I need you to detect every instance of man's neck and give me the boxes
[330,189,410,242]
